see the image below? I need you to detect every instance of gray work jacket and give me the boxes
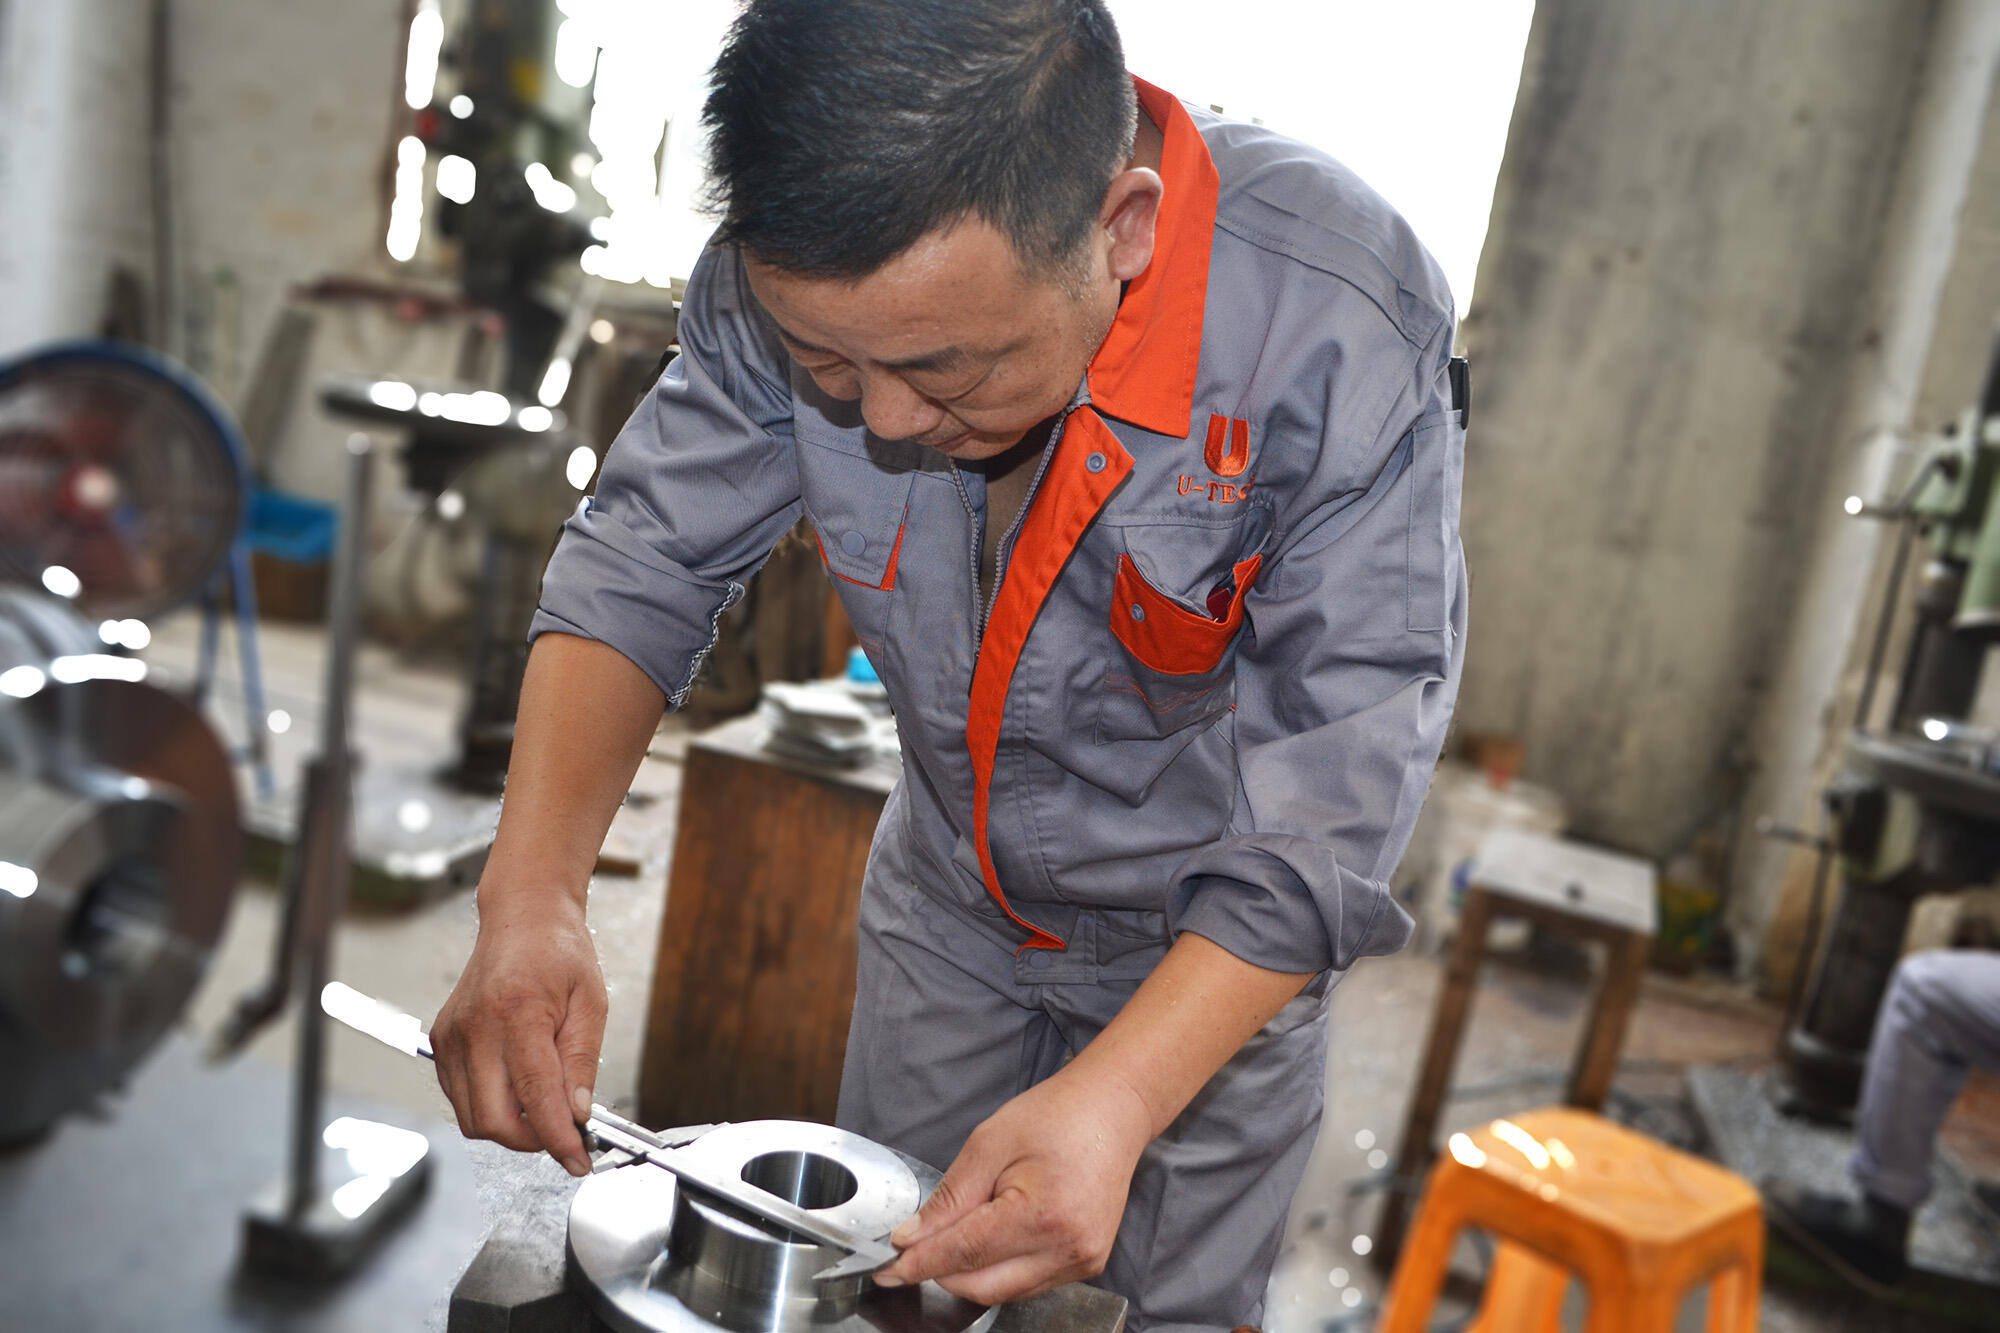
[531,79,1467,977]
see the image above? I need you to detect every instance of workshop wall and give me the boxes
[0,0,406,395]
[1460,0,2000,979]
[0,2,154,356]
[1914,70,2000,436]
[1456,0,1930,902]
[160,0,515,628]
[157,0,409,408]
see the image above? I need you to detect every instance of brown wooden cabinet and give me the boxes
[638,712,896,1129]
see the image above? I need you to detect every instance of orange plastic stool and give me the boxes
[1379,1106,1762,1333]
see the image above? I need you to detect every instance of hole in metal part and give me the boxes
[62,859,170,977]
[741,1151,859,1213]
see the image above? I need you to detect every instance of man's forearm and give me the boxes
[479,633,666,914]
[1066,932,1316,1138]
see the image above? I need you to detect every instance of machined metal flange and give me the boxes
[568,1120,998,1333]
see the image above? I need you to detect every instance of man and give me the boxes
[1768,949,2000,1287]
[430,2,1467,1327]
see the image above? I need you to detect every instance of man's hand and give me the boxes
[877,934,1315,1303]
[431,893,606,1177]
[875,1064,1154,1304]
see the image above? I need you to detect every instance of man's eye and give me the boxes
[801,362,860,398]
[931,368,997,403]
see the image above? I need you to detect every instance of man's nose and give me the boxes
[859,372,946,443]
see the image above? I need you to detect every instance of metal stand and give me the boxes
[194,538,275,798]
[241,435,432,1279]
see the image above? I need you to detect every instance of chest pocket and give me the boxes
[1095,516,1268,745]
[796,434,918,665]
[797,433,918,591]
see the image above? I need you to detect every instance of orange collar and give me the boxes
[1087,77,1219,440]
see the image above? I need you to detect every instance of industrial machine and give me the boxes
[1781,328,2000,1121]
[0,588,241,1145]
[0,340,260,1145]
[347,0,598,794]
[317,373,580,793]
[0,344,432,1276]
[1683,333,2000,1312]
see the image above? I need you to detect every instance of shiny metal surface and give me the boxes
[569,1121,998,1333]
[319,980,890,1270]
[0,593,241,1143]
[582,1108,901,1273]
[283,434,376,1221]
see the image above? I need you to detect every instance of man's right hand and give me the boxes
[431,893,607,1178]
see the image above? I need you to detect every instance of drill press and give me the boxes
[1781,327,2000,1121]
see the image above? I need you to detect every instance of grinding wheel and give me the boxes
[568,1121,1000,1333]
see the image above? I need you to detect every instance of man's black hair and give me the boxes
[702,0,1137,282]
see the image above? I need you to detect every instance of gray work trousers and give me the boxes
[1850,949,2000,1211]
[835,837,1335,1333]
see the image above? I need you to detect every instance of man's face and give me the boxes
[744,219,1120,460]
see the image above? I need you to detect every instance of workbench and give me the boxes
[639,710,899,1129]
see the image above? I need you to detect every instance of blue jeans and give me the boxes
[1850,950,2000,1210]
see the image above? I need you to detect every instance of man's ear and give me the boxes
[1100,167,1163,284]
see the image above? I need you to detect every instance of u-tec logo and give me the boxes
[1203,413,1251,477]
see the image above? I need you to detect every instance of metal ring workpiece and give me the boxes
[567,1120,999,1333]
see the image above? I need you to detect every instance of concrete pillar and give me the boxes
[0,0,154,359]
[1458,0,1939,879]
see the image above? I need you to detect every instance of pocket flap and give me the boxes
[815,518,906,590]
[1110,551,1262,676]
[800,444,916,589]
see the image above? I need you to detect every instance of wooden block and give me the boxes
[638,722,890,1128]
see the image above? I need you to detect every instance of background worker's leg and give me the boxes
[836,870,1068,1175]
[1850,950,2000,1210]
[1052,970,1334,1333]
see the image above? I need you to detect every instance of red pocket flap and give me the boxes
[815,521,905,591]
[1110,552,1262,676]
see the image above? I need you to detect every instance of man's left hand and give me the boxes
[874,1063,1154,1304]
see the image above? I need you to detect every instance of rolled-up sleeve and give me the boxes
[1167,327,1467,975]
[529,245,804,707]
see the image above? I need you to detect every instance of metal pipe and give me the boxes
[283,434,374,1218]
[1852,514,1915,736]
[148,0,179,356]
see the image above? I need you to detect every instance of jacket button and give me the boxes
[1085,452,1107,473]
[839,530,867,556]
[1129,602,1146,621]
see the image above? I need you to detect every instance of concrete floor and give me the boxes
[141,613,2000,1332]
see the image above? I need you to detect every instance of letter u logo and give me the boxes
[1204,414,1250,478]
